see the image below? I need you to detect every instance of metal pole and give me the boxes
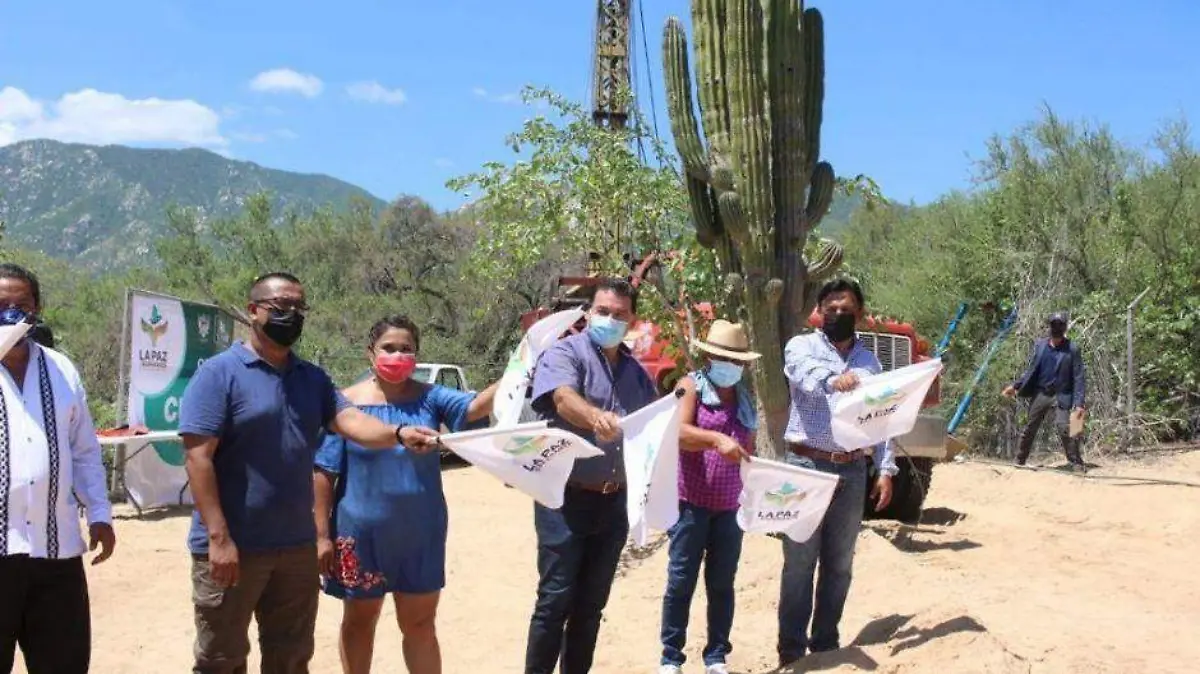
[110,289,133,498]
[1125,287,1151,442]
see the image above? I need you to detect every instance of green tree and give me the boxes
[447,86,721,363]
[842,109,1200,452]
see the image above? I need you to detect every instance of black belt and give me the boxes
[567,480,623,495]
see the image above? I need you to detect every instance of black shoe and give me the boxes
[1068,462,1088,474]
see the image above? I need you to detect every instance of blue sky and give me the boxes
[2,0,1198,211]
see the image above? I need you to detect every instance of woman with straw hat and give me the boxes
[657,319,760,674]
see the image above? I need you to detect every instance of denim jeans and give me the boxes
[525,486,629,674]
[659,501,744,667]
[777,453,868,663]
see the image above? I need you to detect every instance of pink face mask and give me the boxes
[374,352,417,383]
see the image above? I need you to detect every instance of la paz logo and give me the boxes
[764,482,808,507]
[503,435,544,456]
[759,482,808,521]
[858,384,907,424]
[502,433,571,473]
[138,305,171,370]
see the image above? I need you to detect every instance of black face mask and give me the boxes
[822,312,857,343]
[260,309,304,347]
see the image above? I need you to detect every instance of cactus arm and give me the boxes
[806,238,844,280]
[801,8,825,179]
[726,0,773,260]
[686,175,719,247]
[717,191,748,245]
[805,161,835,224]
[664,19,709,181]
[695,0,731,159]
[766,0,806,242]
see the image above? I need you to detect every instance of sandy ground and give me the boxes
[16,449,1200,673]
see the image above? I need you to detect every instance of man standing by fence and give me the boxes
[1003,312,1087,471]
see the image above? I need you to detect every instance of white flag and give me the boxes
[736,457,840,543]
[0,322,31,360]
[493,309,586,428]
[830,359,943,449]
[437,421,603,509]
[619,392,683,546]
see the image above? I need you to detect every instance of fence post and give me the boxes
[1125,287,1151,447]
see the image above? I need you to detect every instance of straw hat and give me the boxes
[691,319,762,362]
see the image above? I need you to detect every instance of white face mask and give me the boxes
[706,360,744,387]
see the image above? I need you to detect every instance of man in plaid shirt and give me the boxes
[776,278,898,668]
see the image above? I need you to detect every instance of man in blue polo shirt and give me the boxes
[180,272,440,674]
[523,277,658,674]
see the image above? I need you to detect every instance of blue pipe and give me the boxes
[934,302,970,358]
[948,307,1018,434]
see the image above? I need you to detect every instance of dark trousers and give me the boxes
[192,544,319,674]
[525,487,628,674]
[660,502,743,667]
[0,554,91,674]
[777,455,868,664]
[1017,393,1083,465]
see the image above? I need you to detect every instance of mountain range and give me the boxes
[0,140,385,269]
[0,139,861,271]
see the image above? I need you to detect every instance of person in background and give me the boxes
[776,278,896,668]
[657,320,758,674]
[314,315,498,674]
[0,263,115,674]
[180,272,440,674]
[1003,312,1087,471]
[524,277,659,674]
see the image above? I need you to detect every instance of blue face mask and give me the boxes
[0,307,32,347]
[706,360,744,388]
[0,307,30,327]
[587,314,628,349]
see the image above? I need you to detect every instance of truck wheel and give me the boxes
[891,457,934,524]
[862,455,934,524]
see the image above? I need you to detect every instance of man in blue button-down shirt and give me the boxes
[776,278,897,667]
[523,277,658,674]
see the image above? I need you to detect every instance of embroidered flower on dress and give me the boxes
[333,536,385,590]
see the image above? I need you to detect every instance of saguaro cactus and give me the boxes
[664,0,844,456]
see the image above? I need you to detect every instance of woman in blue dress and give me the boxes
[314,315,497,674]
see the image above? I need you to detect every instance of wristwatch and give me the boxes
[394,424,407,444]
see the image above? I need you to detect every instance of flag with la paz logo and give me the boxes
[492,309,585,429]
[0,321,32,360]
[435,421,604,509]
[830,358,943,449]
[736,457,841,543]
[619,391,684,546]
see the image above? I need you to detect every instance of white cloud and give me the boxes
[346,81,407,105]
[434,157,454,168]
[249,68,323,98]
[0,86,225,147]
[274,128,298,140]
[472,86,520,104]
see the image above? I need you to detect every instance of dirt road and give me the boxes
[24,450,1200,673]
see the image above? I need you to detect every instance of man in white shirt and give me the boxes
[0,263,115,674]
